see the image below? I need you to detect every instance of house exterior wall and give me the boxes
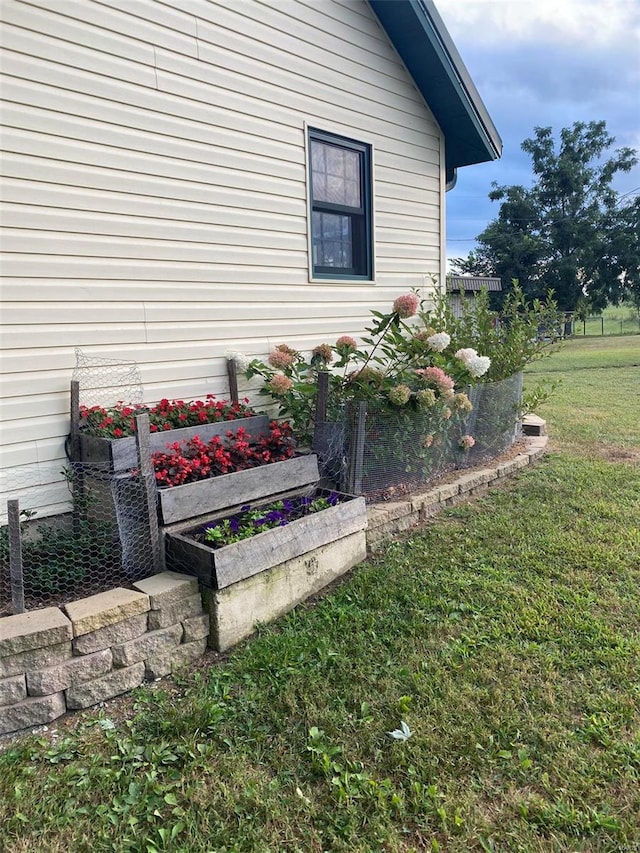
[0,0,446,518]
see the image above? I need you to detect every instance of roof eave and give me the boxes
[368,0,502,170]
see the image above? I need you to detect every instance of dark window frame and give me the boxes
[308,128,373,281]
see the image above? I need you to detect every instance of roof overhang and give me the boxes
[447,276,503,293]
[368,0,502,171]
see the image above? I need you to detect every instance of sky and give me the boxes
[435,0,640,268]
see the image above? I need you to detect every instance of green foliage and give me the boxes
[201,493,339,548]
[452,121,639,311]
[424,283,564,382]
[0,471,115,600]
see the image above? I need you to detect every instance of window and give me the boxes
[308,128,372,280]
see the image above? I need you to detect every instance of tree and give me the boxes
[451,121,638,311]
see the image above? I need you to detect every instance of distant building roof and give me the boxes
[447,276,503,293]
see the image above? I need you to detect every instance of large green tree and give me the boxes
[452,121,638,311]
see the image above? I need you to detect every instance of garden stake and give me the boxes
[134,413,163,572]
[7,499,25,614]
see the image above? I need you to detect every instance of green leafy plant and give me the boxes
[199,492,341,549]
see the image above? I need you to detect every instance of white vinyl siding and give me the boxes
[0,0,445,518]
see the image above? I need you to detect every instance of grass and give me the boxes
[572,304,640,337]
[1,338,639,853]
[526,336,640,458]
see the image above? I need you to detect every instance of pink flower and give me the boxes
[268,374,294,395]
[392,293,420,318]
[312,343,334,364]
[459,434,475,451]
[268,349,294,369]
[415,366,455,394]
[335,335,357,351]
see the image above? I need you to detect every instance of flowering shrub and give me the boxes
[151,421,295,488]
[241,292,487,446]
[200,492,340,548]
[421,282,563,383]
[79,395,256,438]
[230,286,556,495]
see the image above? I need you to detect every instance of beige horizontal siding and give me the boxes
[1,0,445,517]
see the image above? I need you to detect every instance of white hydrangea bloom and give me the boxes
[226,350,252,372]
[427,331,451,352]
[467,355,491,378]
[455,347,477,364]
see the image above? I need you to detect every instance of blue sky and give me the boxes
[436,0,640,267]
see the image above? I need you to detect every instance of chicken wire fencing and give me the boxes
[1,353,158,617]
[314,373,523,502]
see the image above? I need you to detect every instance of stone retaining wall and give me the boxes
[0,572,208,735]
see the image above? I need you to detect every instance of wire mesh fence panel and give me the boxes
[321,373,523,501]
[460,372,523,468]
[0,464,157,617]
[72,348,144,409]
[0,355,159,617]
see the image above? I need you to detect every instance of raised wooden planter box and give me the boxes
[205,528,367,651]
[79,414,270,472]
[157,453,320,526]
[163,486,367,591]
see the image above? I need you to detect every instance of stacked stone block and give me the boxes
[0,572,208,735]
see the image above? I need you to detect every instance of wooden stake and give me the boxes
[227,359,239,405]
[134,413,162,572]
[8,499,25,614]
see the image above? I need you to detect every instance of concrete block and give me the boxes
[0,691,66,735]
[210,530,366,652]
[521,414,547,436]
[0,641,72,680]
[456,468,496,493]
[145,638,207,680]
[526,436,548,461]
[411,488,441,514]
[377,500,413,522]
[147,593,203,631]
[73,613,149,656]
[0,607,72,657]
[65,662,145,710]
[182,613,210,643]
[133,571,199,610]
[0,674,27,707]
[27,649,113,697]
[64,588,150,637]
[366,507,392,530]
[496,456,529,477]
[437,482,459,501]
[111,624,182,668]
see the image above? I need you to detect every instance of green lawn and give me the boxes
[1,340,639,853]
[526,336,640,459]
[572,304,640,337]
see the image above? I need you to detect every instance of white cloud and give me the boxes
[437,0,640,49]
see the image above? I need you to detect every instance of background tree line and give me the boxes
[451,121,639,315]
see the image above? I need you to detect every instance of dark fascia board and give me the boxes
[368,0,502,170]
